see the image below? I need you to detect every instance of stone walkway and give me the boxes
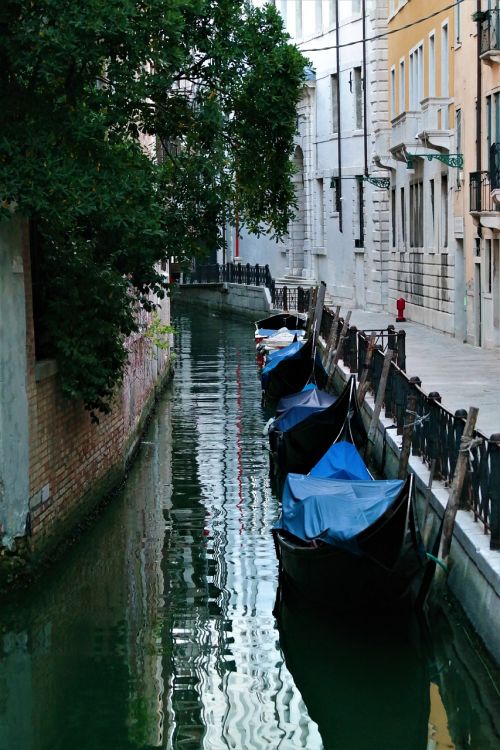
[344,309,500,439]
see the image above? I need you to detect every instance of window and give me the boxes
[355,178,364,247]
[441,23,449,97]
[329,0,336,27]
[429,33,435,97]
[353,67,363,129]
[485,239,493,294]
[399,59,405,113]
[296,0,302,38]
[331,74,339,133]
[400,186,406,245]
[316,179,325,246]
[331,176,341,214]
[410,180,423,248]
[352,0,361,14]
[430,178,435,237]
[391,67,396,118]
[441,174,449,249]
[409,44,423,109]
[315,0,323,32]
[391,188,396,247]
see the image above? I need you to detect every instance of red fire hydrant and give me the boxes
[396,297,406,323]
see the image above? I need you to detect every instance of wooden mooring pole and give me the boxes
[398,393,417,479]
[366,348,394,462]
[357,334,377,405]
[435,406,479,583]
[324,306,341,368]
[326,310,351,391]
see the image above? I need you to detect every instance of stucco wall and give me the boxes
[0,217,173,583]
[176,283,272,319]
[0,217,30,547]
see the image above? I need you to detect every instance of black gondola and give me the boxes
[261,335,327,405]
[255,312,307,334]
[271,374,367,475]
[273,472,428,613]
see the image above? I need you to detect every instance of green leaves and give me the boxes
[1,0,306,414]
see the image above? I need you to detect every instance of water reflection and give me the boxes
[0,305,498,750]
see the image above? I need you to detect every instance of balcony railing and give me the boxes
[480,9,500,57]
[470,171,496,212]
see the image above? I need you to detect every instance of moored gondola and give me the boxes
[273,472,426,613]
[267,384,337,455]
[254,312,307,345]
[261,335,327,405]
[271,374,367,475]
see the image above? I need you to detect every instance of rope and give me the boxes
[425,552,449,574]
[459,435,484,453]
[403,410,430,430]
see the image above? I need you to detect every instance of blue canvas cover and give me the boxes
[261,340,304,388]
[309,441,371,481]
[272,388,337,433]
[276,475,404,550]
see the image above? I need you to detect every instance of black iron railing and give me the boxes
[183,262,274,287]
[480,8,500,55]
[490,142,500,190]
[181,262,313,313]
[328,323,498,548]
[470,171,495,212]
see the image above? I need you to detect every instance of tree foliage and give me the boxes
[0,0,306,415]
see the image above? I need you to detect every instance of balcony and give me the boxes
[389,111,422,162]
[480,9,500,63]
[416,97,452,152]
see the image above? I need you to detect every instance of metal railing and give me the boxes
[183,262,274,287]
[332,324,498,549]
[480,8,500,55]
[320,308,407,371]
[469,170,498,213]
[181,262,313,313]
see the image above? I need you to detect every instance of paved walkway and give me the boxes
[344,309,500,438]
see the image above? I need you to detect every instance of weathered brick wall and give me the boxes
[23,241,172,560]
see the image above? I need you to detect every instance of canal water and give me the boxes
[0,305,499,750]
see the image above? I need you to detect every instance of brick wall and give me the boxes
[22,237,172,561]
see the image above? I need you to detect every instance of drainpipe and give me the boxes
[335,0,342,232]
[476,0,482,176]
[362,0,368,177]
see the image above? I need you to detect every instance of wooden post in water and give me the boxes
[357,333,377,405]
[366,348,394,462]
[324,306,341,371]
[435,407,479,582]
[326,310,351,391]
[398,393,417,479]
[422,458,437,546]
[305,286,318,337]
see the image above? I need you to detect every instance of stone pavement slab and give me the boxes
[345,309,500,438]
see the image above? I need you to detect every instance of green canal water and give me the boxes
[0,306,499,750]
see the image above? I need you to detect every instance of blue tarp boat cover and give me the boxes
[309,441,371,480]
[276,475,405,549]
[261,340,304,387]
[272,387,337,433]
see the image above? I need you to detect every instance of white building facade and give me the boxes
[237,0,392,311]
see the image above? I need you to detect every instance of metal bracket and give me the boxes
[406,153,464,169]
[362,176,391,189]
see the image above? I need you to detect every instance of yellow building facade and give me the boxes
[455,1,500,347]
[383,0,459,334]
